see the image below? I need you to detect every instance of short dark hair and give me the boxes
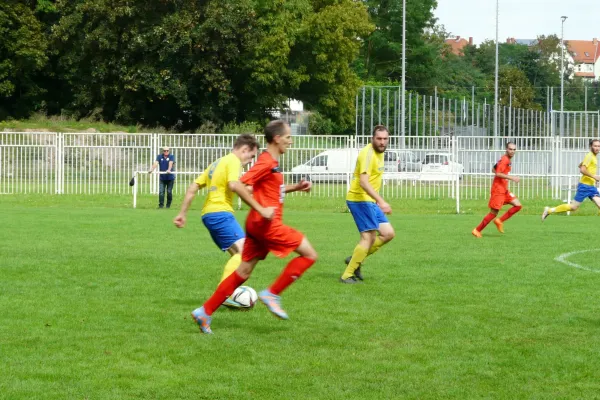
[264,120,289,143]
[233,133,259,150]
[590,139,600,147]
[506,141,516,148]
[372,125,389,136]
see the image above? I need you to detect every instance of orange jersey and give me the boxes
[491,155,511,194]
[240,151,285,224]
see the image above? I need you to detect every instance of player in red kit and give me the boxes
[472,142,522,238]
[191,120,318,334]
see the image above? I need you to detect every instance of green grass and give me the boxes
[2,196,600,399]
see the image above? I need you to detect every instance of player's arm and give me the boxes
[167,160,174,174]
[284,180,311,193]
[359,173,391,214]
[493,161,519,183]
[579,163,600,182]
[174,181,203,228]
[229,181,274,219]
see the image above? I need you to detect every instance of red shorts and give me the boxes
[242,220,304,262]
[488,191,517,211]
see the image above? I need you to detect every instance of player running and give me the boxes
[191,120,318,334]
[472,142,522,238]
[340,125,395,284]
[174,134,275,308]
[542,139,600,220]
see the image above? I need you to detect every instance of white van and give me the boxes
[290,149,359,183]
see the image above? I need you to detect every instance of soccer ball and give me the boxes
[231,286,258,308]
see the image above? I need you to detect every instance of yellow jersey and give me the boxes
[580,151,598,186]
[346,144,384,202]
[195,152,242,215]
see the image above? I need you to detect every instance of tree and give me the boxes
[0,0,49,118]
[49,0,372,130]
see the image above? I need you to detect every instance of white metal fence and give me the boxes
[1,132,597,206]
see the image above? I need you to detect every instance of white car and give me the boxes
[420,153,464,181]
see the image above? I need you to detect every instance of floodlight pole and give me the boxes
[560,16,567,136]
[401,0,406,140]
[494,0,499,138]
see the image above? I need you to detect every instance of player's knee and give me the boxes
[570,203,579,211]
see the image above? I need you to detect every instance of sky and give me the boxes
[434,0,600,44]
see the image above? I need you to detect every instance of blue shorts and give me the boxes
[202,212,245,251]
[346,201,389,233]
[574,183,600,203]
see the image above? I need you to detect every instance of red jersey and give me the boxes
[491,154,511,194]
[241,151,285,223]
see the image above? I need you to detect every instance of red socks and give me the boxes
[499,205,522,222]
[269,256,315,295]
[476,212,496,232]
[203,271,247,315]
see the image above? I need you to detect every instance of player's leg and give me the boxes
[165,180,174,208]
[221,238,244,283]
[473,197,499,237]
[158,180,166,208]
[494,196,522,233]
[258,227,315,319]
[543,184,588,220]
[342,201,378,281]
[192,257,259,334]
[591,193,600,209]
[353,220,395,281]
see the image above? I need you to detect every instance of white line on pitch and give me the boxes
[554,249,600,273]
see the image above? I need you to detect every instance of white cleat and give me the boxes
[541,207,549,222]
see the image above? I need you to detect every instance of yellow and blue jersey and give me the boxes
[579,152,598,186]
[346,144,384,203]
[195,152,242,215]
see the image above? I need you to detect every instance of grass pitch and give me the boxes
[1,195,600,399]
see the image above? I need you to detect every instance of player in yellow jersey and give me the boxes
[542,139,600,220]
[174,134,275,308]
[340,125,396,284]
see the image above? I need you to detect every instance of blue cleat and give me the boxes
[222,297,247,310]
[258,290,289,320]
[191,306,213,334]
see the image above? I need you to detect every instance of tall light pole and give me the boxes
[401,0,406,138]
[560,15,567,136]
[494,0,499,138]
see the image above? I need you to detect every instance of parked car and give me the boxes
[420,152,464,180]
[384,150,422,172]
[290,149,359,182]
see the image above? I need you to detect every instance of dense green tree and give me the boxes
[357,0,440,91]
[0,0,49,118]
[49,0,371,130]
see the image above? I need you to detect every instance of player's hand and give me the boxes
[594,175,600,182]
[173,215,186,228]
[297,179,312,192]
[378,201,392,215]
[147,170,152,174]
[260,206,276,220]
[512,176,520,183]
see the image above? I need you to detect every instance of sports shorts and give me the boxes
[488,191,517,211]
[574,183,600,203]
[202,212,245,251]
[242,220,304,261]
[346,201,389,233]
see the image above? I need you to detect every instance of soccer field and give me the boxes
[1,195,600,399]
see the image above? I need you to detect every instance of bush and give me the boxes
[308,112,335,135]
[220,121,263,134]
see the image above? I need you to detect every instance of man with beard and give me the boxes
[542,139,600,220]
[340,125,395,284]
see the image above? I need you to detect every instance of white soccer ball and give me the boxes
[231,286,258,308]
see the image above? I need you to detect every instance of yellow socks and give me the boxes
[341,245,368,280]
[550,204,572,214]
[367,236,385,256]
[219,253,242,283]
